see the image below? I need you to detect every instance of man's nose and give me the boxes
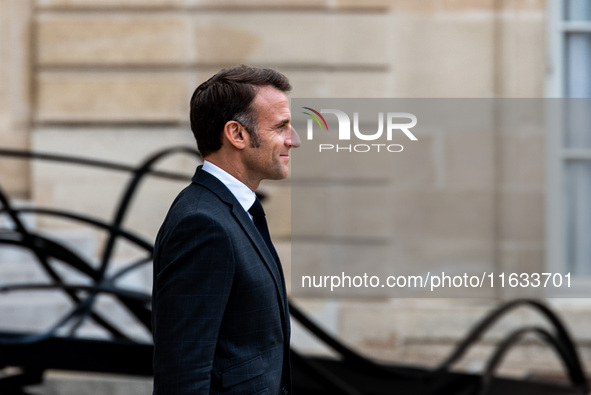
[287,125,301,148]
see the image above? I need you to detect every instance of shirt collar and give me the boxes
[202,160,256,215]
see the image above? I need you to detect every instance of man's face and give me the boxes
[243,86,300,186]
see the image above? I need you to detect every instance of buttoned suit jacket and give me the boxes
[152,166,291,394]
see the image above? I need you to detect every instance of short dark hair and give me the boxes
[189,65,292,157]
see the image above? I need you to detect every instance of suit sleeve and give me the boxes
[152,211,234,394]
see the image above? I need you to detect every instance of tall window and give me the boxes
[564,0,591,97]
[548,0,591,278]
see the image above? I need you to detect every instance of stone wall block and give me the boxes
[36,0,362,10]
[445,130,495,187]
[390,15,495,97]
[390,189,496,241]
[190,13,388,66]
[37,15,192,65]
[499,190,545,243]
[36,72,190,122]
[498,12,546,97]
[292,185,392,239]
[500,128,546,188]
[37,0,188,8]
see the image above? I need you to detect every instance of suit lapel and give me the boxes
[192,167,286,302]
[231,203,284,283]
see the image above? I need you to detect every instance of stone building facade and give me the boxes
[1,0,590,389]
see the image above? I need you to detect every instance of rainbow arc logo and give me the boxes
[302,107,328,132]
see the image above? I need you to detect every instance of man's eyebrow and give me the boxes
[273,119,290,128]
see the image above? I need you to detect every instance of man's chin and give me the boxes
[267,170,289,181]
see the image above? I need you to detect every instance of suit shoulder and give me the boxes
[154,183,236,265]
[156,182,234,242]
[168,183,228,217]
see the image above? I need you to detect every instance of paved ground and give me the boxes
[22,372,152,395]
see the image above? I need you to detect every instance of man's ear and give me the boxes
[223,120,247,150]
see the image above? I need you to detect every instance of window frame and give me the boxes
[546,0,591,295]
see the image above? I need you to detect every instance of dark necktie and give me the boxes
[249,199,290,394]
[248,198,279,263]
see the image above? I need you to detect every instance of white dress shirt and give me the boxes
[202,160,256,219]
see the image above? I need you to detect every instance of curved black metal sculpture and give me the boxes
[0,148,588,395]
[0,147,197,344]
[0,147,201,393]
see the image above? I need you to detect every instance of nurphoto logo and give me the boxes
[302,107,418,153]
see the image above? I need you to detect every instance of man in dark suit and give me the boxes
[152,65,300,394]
